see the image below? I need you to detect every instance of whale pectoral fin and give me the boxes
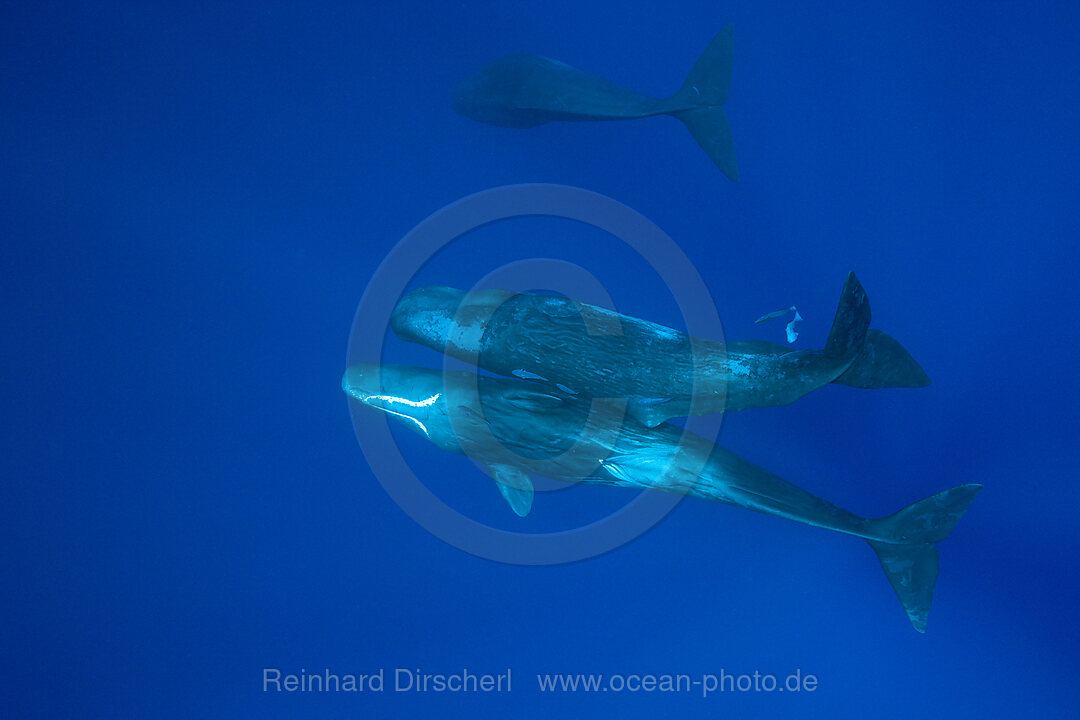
[599,457,633,483]
[503,389,565,412]
[626,397,672,428]
[490,464,534,517]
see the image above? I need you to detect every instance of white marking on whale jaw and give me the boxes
[359,392,441,437]
[363,393,441,408]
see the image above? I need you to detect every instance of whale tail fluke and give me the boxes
[676,107,738,181]
[823,272,872,365]
[675,24,734,107]
[672,26,738,181]
[833,329,931,388]
[868,483,983,632]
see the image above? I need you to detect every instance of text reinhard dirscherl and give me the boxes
[263,668,511,694]
[262,668,819,698]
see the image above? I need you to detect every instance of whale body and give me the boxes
[390,273,929,427]
[453,26,740,180]
[343,363,980,632]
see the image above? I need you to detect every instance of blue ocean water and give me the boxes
[3,1,1078,717]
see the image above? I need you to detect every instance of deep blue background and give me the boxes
[3,1,1078,717]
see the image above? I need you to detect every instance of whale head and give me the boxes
[343,362,504,454]
[342,363,449,442]
[390,286,465,348]
[452,56,554,128]
[391,286,516,357]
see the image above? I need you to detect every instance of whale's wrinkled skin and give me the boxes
[390,273,929,427]
[453,26,740,180]
[343,363,980,632]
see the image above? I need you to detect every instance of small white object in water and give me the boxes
[755,305,802,344]
[785,310,802,343]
